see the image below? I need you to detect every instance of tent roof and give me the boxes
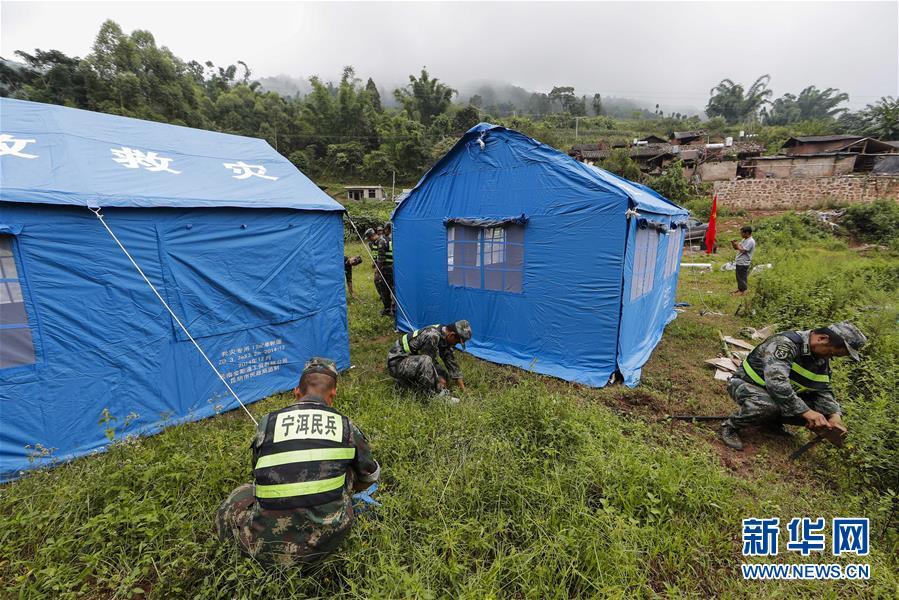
[584,164,687,216]
[0,98,341,211]
[395,123,687,218]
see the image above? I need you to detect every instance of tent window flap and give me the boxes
[0,235,36,369]
[447,223,524,293]
[664,229,684,277]
[631,227,659,301]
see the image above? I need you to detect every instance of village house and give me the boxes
[781,135,896,156]
[345,185,386,201]
[670,130,707,145]
[569,138,763,182]
[744,136,897,179]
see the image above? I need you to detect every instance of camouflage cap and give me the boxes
[302,357,339,380]
[453,319,472,348]
[827,321,867,361]
[363,228,375,238]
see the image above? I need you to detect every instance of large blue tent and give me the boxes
[392,123,689,388]
[0,99,348,480]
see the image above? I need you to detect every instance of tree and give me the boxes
[591,93,603,116]
[362,150,395,180]
[468,94,483,109]
[376,112,430,179]
[548,86,576,113]
[763,85,849,125]
[453,105,481,132]
[364,77,382,113]
[6,49,92,107]
[859,96,899,139]
[570,95,587,117]
[288,148,316,175]
[528,92,551,116]
[394,68,456,126]
[706,75,772,123]
[326,141,365,177]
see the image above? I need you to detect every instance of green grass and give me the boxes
[1,223,897,598]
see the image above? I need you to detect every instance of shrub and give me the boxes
[751,212,833,246]
[645,159,692,203]
[599,148,642,182]
[840,199,899,245]
[343,201,395,242]
[287,148,315,175]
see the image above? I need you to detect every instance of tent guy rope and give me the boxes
[88,206,259,426]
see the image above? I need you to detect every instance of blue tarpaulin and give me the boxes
[392,123,688,388]
[0,99,348,480]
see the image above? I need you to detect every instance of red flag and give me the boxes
[704,193,718,254]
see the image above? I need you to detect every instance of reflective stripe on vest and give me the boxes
[256,474,346,499]
[254,447,356,470]
[401,324,440,354]
[741,359,831,393]
[384,240,393,265]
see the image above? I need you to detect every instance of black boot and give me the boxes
[719,422,744,450]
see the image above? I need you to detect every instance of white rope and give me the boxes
[89,206,258,426]
[344,213,414,327]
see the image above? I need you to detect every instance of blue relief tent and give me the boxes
[392,123,689,388]
[0,99,348,480]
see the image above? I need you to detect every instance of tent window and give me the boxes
[448,224,524,293]
[664,229,684,277]
[631,227,659,301]
[0,235,36,369]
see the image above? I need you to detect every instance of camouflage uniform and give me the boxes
[387,324,464,393]
[724,323,865,431]
[216,359,379,566]
[374,236,394,315]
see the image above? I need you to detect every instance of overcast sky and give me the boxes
[3,1,897,110]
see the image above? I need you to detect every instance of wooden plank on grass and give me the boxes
[705,358,738,372]
[724,336,755,350]
[714,369,732,381]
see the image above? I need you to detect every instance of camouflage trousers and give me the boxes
[215,484,351,567]
[387,351,448,394]
[725,377,838,430]
[374,269,394,313]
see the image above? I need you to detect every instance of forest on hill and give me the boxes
[2,19,897,187]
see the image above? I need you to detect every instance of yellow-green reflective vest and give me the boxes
[253,401,355,510]
[741,332,832,394]
[401,324,440,354]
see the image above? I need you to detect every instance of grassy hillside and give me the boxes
[1,215,896,599]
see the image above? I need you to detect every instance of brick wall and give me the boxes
[712,176,899,210]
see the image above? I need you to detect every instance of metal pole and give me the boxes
[575,116,579,139]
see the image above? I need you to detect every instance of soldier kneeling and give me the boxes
[216,358,380,566]
[719,322,866,451]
